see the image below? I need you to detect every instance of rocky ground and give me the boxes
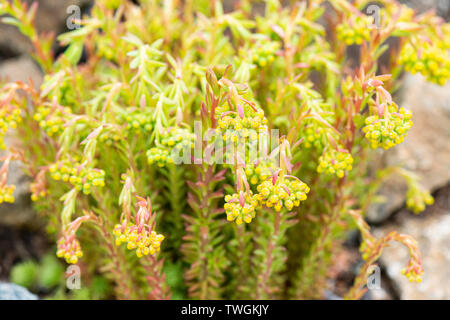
[0,0,449,299]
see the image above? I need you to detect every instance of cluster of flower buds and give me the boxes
[399,41,450,86]
[224,191,260,225]
[0,153,19,204]
[0,107,21,149]
[363,105,413,150]
[113,223,165,257]
[336,15,373,45]
[146,147,172,167]
[406,187,434,214]
[257,177,309,212]
[244,161,275,186]
[98,130,121,146]
[303,125,325,150]
[0,184,15,204]
[33,105,72,137]
[250,40,280,68]
[118,110,154,135]
[30,183,46,202]
[146,127,195,168]
[30,170,47,202]
[96,37,115,61]
[160,127,195,151]
[56,235,83,264]
[114,195,164,258]
[317,148,354,178]
[401,260,424,283]
[217,106,268,142]
[49,161,106,195]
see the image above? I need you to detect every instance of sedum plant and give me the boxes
[0,0,447,300]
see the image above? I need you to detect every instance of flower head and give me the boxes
[216,104,268,143]
[303,125,326,150]
[114,195,165,258]
[399,39,450,86]
[224,191,260,225]
[49,161,106,195]
[57,235,83,264]
[317,148,353,178]
[147,147,172,167]
[146,127,195,168]
[160,127,195,150]
[244,161,276,186]
[406,187,434,214]
[0,106,21,149]
[257,176,309,212]
[114,223,165,257]
[119,109,154,135]
[0,184,15,204]
[363,105,413,150]
[55,214,93,264]
[249,39,280,68]
[337,15,373,45]
[33,105,72,137]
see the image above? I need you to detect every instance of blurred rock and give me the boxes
[0,0,93,59]
[367,74,450,224]
[402,0,450,20]
[366,285,393,300]
[327,246,360,297]
[0,56,43,227]
[324,290,343,300]
[0,55,43,85]
[0,24,32,59]
[374,187,450,299]
[0,159,36,227]
[0,282,37,300]
[0,225,50,280]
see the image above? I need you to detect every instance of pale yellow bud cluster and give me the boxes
[161,127,195,151]
[399,41,450,86]
[224,192,260,225]
[401,262,424,283]
[216,106,268,142]
[336,15,373,45]
[250,40,280,68]
[56,236,83,264]
[98,129,121,146]
[0,184,15,204]
[257,178,309,212]
[119,110,154,134]
[244,161,275,186]
[146,127,195,168]
[406,187,434,214]
[147,147,172,167]
[362,106,413,150]
[33,106,72,137]
[30,182,47,202]
[113,223,165,258]
[317,149,353,178]
[303,126,325,150]
[49,161,106,195]
[0,107,21,149]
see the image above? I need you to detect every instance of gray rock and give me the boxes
[374,189,450,299]
[0,55,43,86]
[366,285,394,300]
[0,56,43,227]
[367,74,450,224]
[0,0,93,59]
[0,159,36,227]
[0,283,38,300]
[401,0,450,20]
